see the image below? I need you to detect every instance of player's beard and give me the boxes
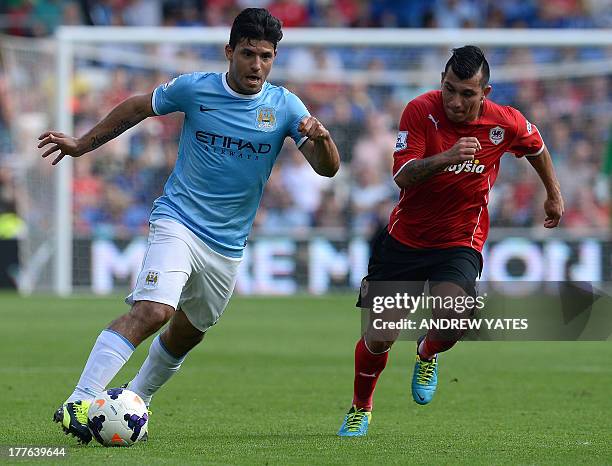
[227,69,261,95]
[242,74,263,92]
[446,100,482,123]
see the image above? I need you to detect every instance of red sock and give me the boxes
[352,337,388,411]
[419,333,458,360]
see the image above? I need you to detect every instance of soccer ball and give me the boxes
[87,388,149,447]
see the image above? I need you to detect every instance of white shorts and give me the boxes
[125,218,241,332]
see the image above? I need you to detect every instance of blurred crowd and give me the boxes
[0,1,610,240]
[1,0,611,35]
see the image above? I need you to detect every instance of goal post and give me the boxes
[55,35,73,296]
[55,26,612,46]
[3,27,611,294]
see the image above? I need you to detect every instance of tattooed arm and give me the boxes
[394,137,482,189]
[527,145,564,228]
[38,93,155,165]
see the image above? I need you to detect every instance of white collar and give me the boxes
[222,72,264,99]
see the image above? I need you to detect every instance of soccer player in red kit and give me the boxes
[337,46,564,436]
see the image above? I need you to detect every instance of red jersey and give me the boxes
[389,90,544,252]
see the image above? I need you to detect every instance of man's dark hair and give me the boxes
[444,45,490,87]
[229,8,283,50]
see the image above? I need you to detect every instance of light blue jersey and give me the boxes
[149,72,309,258]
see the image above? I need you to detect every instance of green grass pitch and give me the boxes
[0,293,610,465]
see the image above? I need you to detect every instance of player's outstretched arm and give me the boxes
[38,93,156,165]
[395,137,481,189]
[526,145,564,228]
[298,116,340,177]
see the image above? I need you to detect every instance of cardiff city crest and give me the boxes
[489,126,505,145]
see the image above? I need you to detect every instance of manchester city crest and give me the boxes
[256,107,277,131]
[144,270,159,289]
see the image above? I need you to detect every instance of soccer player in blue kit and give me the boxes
[38,8,340,444]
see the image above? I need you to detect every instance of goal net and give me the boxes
[0,36,56,293]
[1,28,610,294]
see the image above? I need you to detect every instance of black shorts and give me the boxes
[356,227,483,307]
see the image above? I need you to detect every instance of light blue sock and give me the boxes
[128,335,185,407]
[66,329,134,402]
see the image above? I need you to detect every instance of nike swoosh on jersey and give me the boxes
[199,105,218,112]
